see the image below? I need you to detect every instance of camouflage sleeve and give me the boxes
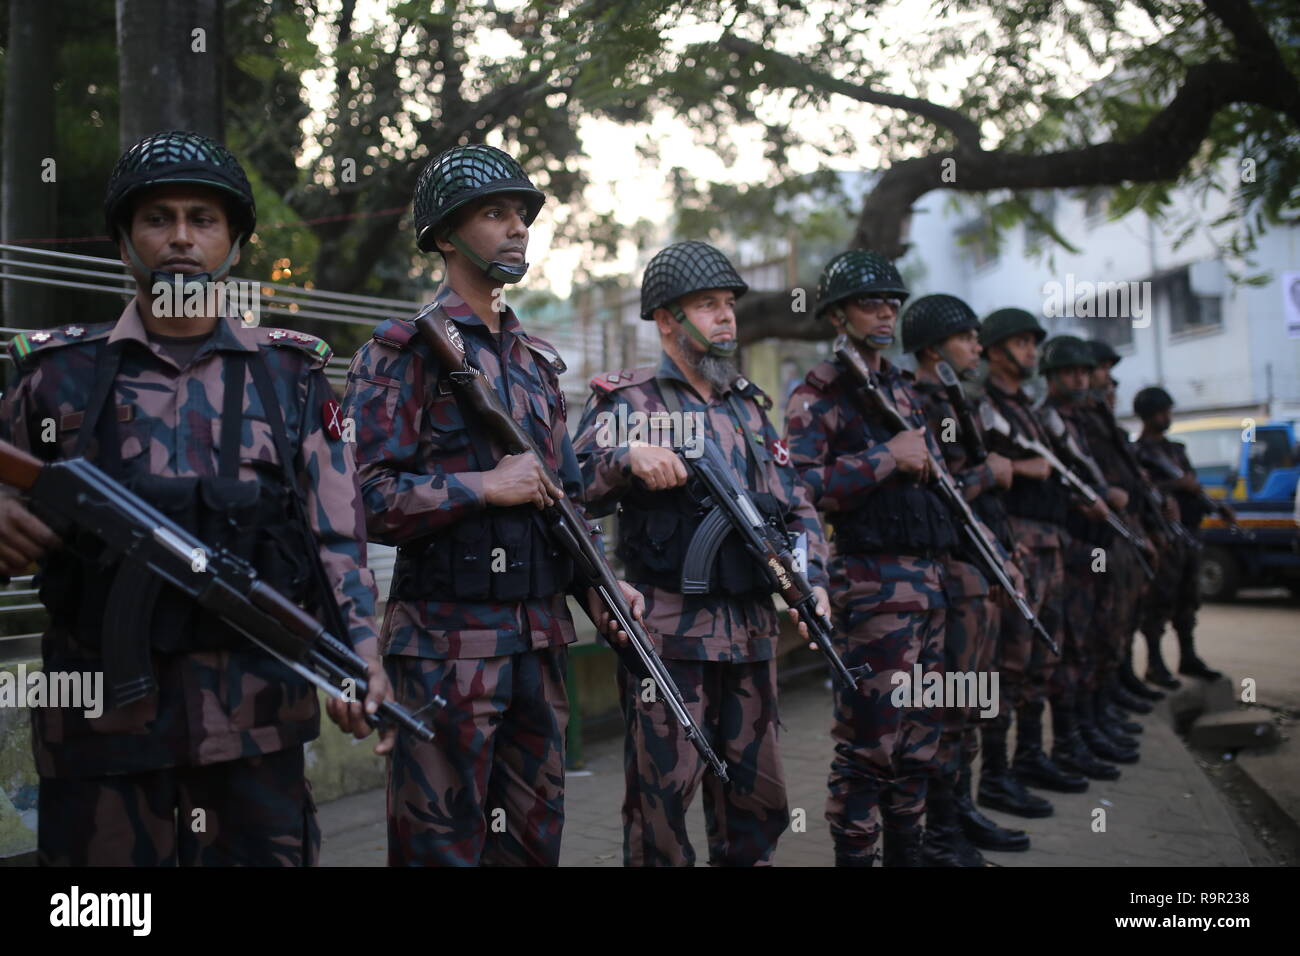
[783,382,898,512]
[297,369,381,656]
[343,339,487,546]
[571,387,633,518]
[760,409,829,589]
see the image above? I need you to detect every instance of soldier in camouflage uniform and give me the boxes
[900,294,1030,863]
[0,131,390,866]
[1133,387,1224,685]
[977,312,1098,815]
[785,252,1004,866]
[571,240,829,867]
[1080,341,1167,708]
[1039,336,1141,770]
[344,144,641,867]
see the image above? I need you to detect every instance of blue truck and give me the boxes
[1167,417,1300,601]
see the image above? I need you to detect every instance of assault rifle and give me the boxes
[1141,446,1254,541]
[679,435,868,690]
[0,439,439,741]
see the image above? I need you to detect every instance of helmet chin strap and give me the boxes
[834,308,892,350]
[994,342,1033,380]
[935,344,975,380]
[670,304,737,357]
[122,234,243,297]
[449,232,528,284]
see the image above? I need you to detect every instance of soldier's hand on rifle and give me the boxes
[789,586,831,647]
[987,452,1014,490]
[484,452,564,509]
[887,428,930,480]
[1007,560,1027,599]
[1162,496,1180,522]
[0,493,61,576]
[1014,456,1052,481]
[1080,497,1110,522]
[587,581,645,647]
[1105,487,1130,511]
[325,652,397,756]
[627,442,688,491]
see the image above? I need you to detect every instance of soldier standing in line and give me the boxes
[343,144,642,867]
[571,240,830,867]
[977,311,1101,815]
[785,251,998,866]
[0,130,390,866]
[1133,387,1224,685]
[1038,336,1142,769]
[900,294,1031,863]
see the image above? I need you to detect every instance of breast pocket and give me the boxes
[210,416,283,480]
[56,403,150,463]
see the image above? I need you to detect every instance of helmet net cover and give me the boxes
[978,307,1048,348]
[413,144,545,251]
[639,241,749,320]
[1039,335,1098,374]
[815,250,909,319]
[104,130,256,242]
[900,293,979,354]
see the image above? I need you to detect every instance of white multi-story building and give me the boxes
[896,170,1300,427]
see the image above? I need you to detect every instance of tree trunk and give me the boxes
[116,0,224,147]
[1,0,58,330]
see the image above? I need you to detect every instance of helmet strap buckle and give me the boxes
[449,232,528,284]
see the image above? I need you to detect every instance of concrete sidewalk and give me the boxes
[318,677,1253,867]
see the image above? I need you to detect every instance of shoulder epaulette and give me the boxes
[804,359,841,390]
[733,375,773,411]
[7,323,114,370]
[261,327,332,368]
[520,332,568,375]
[590,366,655,394]
[372,315,421,351]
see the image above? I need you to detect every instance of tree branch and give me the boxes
[718,35,985,150]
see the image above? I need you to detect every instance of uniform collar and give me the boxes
[108,300,258,363]
[986,377,1029,404]
[434,284,523,338]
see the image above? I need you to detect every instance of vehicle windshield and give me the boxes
[1177,428,1239,489]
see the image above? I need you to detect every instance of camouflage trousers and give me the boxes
[38,746,318,866]
[989,543,1063,734]
[826,608,945,866]
[387,648,568,867]
[937,594,1000,779]
[617,657,787,867]
[1053,538,1105,707]
[1097,539,1146,686]
[1141,537,1200,644]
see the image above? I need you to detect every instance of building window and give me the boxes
[1157,267,1223,334]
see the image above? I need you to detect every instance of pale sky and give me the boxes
[298,0,1157,297]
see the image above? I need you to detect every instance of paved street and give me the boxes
[320,669,1256,867]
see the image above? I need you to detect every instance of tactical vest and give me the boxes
[827,374,958,557]
[38,341,314,655]
[985,389,1069,526]
[615,377,783,596]
[390,335,574,603]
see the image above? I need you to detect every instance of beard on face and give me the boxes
[674,328,739,393]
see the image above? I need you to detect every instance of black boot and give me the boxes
[1143,632,1182,689]
[1078,692,1138,764]
[923,777,986,867]
[1107,681,1154,715]
[882,825,925,867]
[1098,694,1143,737]
[1177,630,1223,681]
[977,728,1053,818]
[1119,652,1165,701]
[955,762,1030,852]
[1013,701,1089,793]
[1054,697,1122,780]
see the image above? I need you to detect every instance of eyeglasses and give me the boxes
[848,295,902,314]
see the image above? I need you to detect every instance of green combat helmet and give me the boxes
[814,250,909,320]
[1087,339,1122,368]
[979,307,1047,349]
[640,240,748,357]
[412,144,545,283]
[1038,334,1098,375]
[104,129,256,287]
[900,294,980,355]
[1133,386,1174,420]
